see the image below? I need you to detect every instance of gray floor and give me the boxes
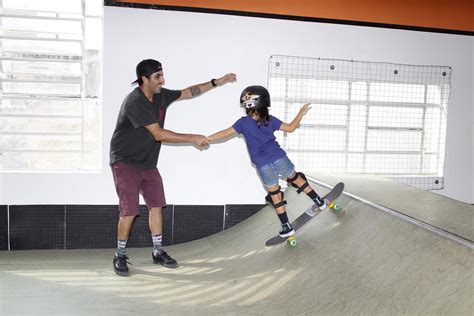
[0,177,473,315]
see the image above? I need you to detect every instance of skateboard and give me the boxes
[265,182,345,247]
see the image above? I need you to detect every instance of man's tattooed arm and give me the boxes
[190,85,202,97]
[177,73,236,101]
[178,80,213,100]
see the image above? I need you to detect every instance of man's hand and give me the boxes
[215,73,237,87]
[192,135,209,148]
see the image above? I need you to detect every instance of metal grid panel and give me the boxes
[268,55,451,190]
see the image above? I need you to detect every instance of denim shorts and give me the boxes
[257,156,295,188]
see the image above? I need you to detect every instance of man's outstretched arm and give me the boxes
[145,123,209,147]
[178,73,237,101]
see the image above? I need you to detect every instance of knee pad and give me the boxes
[265,186,287,209]
[287,171,309,194]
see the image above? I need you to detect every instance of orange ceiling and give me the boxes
[113,0,474,33]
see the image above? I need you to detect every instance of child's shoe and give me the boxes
[317,198,329,211]
[279,222,295,238]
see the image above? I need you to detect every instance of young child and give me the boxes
[208,85,327,238]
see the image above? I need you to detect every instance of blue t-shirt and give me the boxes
[232,115,286,168]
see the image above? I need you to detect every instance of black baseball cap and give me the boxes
[131,59,163,85]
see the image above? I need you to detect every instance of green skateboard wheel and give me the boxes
[333,203,341,211]
[288,236,297,247]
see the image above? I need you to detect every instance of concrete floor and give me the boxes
[0,177,473,315]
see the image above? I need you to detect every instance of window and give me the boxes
[268,55,450,190]
[0,0,103,172]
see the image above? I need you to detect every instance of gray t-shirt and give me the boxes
[109,87,181,169]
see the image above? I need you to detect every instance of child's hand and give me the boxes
[299,103,311,116]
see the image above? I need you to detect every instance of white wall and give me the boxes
[438,33,474,203]
[1,6,473,204]
[471,38,474,204]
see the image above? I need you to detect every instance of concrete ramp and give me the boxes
[0,182,472,315]
[157,185,472,314]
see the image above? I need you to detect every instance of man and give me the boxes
[110,59,236,276]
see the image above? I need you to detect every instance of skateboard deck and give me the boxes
[265,182,345,247]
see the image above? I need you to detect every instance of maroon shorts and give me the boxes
[111,161,166,216]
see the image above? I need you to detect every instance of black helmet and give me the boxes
[240,85,270,110]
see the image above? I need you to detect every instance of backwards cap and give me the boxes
[131,59,163,85]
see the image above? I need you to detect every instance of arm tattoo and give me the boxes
[190,85,202,96]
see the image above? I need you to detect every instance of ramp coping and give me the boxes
[307,176,474,250]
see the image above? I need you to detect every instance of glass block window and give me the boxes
[0,0,103,172]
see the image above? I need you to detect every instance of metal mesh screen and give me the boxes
[268,55,451,190]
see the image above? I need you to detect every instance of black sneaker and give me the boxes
[279,222,295,238]
[152,251,178,268]
[113,254,130,276]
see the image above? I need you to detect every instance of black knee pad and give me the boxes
[287,171,309,194]
[265,186,287,209]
